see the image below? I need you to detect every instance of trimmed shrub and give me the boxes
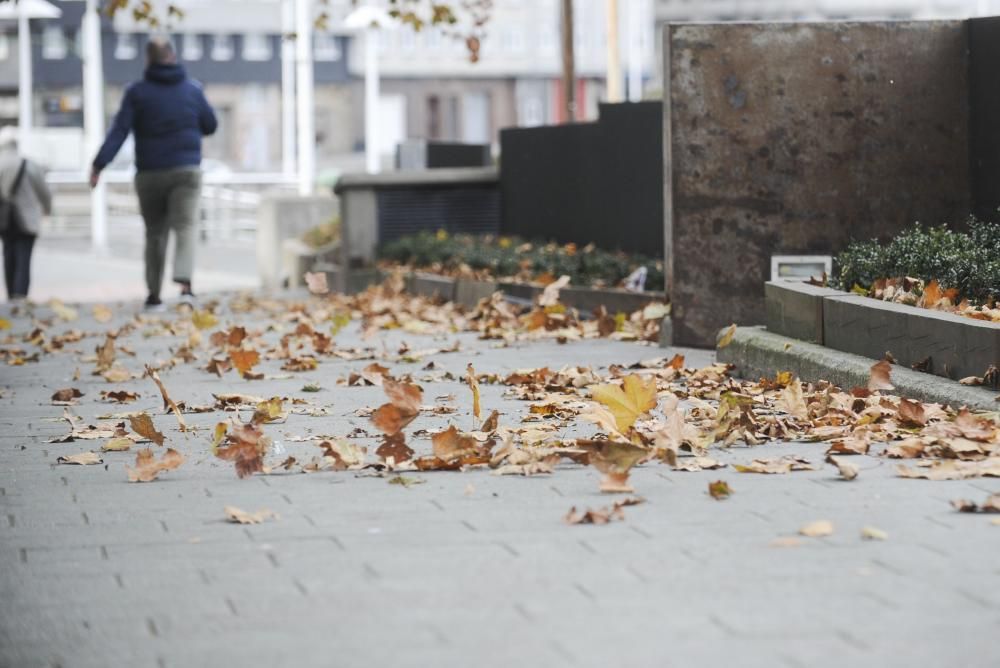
[833,218,1000,303]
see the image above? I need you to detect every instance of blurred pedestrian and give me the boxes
[0,126,52,302]
[90,36,217,312]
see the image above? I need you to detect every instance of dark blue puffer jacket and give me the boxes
[93,63,218,172]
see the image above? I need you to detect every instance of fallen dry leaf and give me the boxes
[224,506,278,524]
[776,378,808,420]
[100,390,139,403]
[145,366,187,432]
[564,496,644,525]
[590,374,657,433]
[192,310,219,330]
[826,455,859,481]
[896,458,1000,480]
[897,398,927,427]
[318,439,367,470]
[799,520,834,537]
[129,413,165,446]
[466,363,482,428]
[538,275,570,307]
[481,409,500,433]
[51,388,84,405]
[92,304,113,323]
[126,447,184,482]
[214,422,269,478]
[733,456,814,474]
[576,439,649,494]
[861,526,888,541]
[432,425,487,463]
[375,432,415,465]
[950,494,1000,514]
[101,436,133,452]
[708,480,732,500]
[371,378,423,435]
[230,348,261,377]
[717,323,737,349]
[304,271,329,295]
[57,451,102,465]
[388,474,425,488]
[868,359,894,392]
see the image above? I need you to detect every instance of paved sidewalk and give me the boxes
[9,234,259,304]
[0,296,997,668]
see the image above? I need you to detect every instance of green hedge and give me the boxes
[833,218,1000,303]
[378,232,665,292]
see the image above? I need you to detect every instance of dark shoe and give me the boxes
[143,296,167,313]
[177,290,197,308]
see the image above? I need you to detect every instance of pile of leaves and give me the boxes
[834,220,1000,320]
[378,231,665,292]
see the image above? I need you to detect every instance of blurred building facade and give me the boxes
[0,0,656,173]
[2,0,997,173]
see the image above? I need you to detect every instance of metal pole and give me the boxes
[17,9,32,149]
[281,0,296,178]
[605,0,622,103]
[560,0,575,122]
[294,0,315,195]
[364,28,380,174]
[83,0,108,252]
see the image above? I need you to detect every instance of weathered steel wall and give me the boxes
[664,22,973,347]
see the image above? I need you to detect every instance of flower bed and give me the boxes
[378,231,665,293]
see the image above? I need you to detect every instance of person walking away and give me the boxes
[0,126,52,302]
[90,36,217,311]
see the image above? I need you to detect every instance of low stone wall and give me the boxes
[256,194,339,290]
[766,281,1000,380]
[373,270,667,314]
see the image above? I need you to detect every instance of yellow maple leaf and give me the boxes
[192,310,219,330]
[590,374,658,433]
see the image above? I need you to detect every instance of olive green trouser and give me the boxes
[134,167,202,299]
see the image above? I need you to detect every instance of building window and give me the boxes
[313,32,340,61]
[211,34,234,61]
[242,33,271,61]
[0,34,9,61]
[114,33,137,60]
[182,34,202,61]
[41,24,67,60]
[503,27,524,52]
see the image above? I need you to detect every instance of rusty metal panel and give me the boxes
[664,22,972,347]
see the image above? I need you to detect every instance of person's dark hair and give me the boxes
[146,37,177,66]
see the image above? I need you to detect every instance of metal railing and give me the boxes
[42,171,297,242]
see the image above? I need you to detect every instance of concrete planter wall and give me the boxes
[405,272,457,302]
[766,281,1000,380]
[454,278,499,308]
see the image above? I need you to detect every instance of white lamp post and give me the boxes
[281,0,297,179]
[294,0,315,195]
[82,0,107,252]
[345,5,392,175]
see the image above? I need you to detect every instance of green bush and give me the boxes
[833,218,1000,303]
[379,232,665,292]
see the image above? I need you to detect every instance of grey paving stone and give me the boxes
[1,297,997,668]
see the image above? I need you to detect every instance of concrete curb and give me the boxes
[717,326,999,411]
